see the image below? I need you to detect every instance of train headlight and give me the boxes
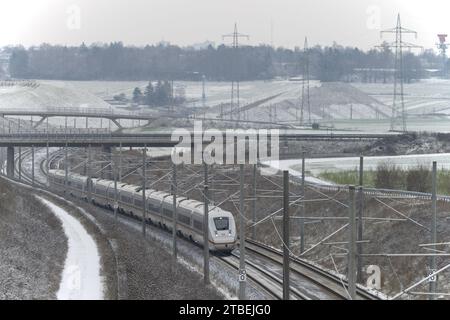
[215,230,218,237]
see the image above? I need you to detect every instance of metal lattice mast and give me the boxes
[300,37,311,125]
[223,23,249,123]
[436,34,449,77]
[378,14,420,132]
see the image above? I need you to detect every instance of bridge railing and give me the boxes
[0,128,112,138]
[0,106,158,118]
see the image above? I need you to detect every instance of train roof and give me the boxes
[150,190,172,201]
[118,184,142,194]
[49,169,88,182]
[92,178,114,188]
[209,207,234,219]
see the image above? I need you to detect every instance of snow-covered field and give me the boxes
[287,153,450,176]
[0,82,138,129]
[354,79,450,115]
[3,78,450,132]
[38,197,104,300]
[43,79,308,108]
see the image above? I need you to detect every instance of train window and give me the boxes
[135,200,143,207]
[148,203,157,212]
[178,214,191,226]
[163,208,173,218]
[213,217,229,231]
[193,220,203,231]
[121,196,132,203]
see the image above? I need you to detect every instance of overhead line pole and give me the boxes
[357,156,364,283]
[238,164,246,299]
[348,186,357,300]
[172,163,178,260]
[252,164,257,240]
[142,144,147,237]
[300,152,306,254]
[429,161,437,299]
[283,170,291,300]
[203,162,210,285]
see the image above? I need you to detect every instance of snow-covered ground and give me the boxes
[37,197,104,300]
[43,79,310,108]
[4,78,450,133]
[21,147,59,185]
[0,82,136,129]
[354,79,450,115]
[285,153,450,176]
[262,159,334,185]
[263,153,450,185]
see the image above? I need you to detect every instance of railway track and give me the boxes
[244,239,378,300]
[14,146,385,300]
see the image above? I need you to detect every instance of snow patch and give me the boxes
[36,196,104,300]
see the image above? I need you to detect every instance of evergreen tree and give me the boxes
[144,81,154,105]
[155,80,164,105]
[132,87,143,103]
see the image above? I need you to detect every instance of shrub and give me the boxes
[405,165,431,193]
[374,162,403,189]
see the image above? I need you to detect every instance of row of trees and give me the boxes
[7,42,444,82]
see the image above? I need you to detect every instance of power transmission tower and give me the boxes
[377,14,421,132]
[223,23,249,123]
[436,34,449,78]
[202,74,206,108]
[300,37,311,125]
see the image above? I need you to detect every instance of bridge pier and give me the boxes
[6,146,14,178]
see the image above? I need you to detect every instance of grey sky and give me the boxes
[1,0,449,51]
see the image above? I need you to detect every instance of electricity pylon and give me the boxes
[300,37,311,125]
[223,23,249,122]
[437,34,449,78]
[377,14,421,132]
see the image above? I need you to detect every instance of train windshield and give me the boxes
[214,217,229,231]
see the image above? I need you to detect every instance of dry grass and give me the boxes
[0,178,67,300]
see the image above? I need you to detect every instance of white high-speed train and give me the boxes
[48,169,237,252]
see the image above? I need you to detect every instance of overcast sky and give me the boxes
[1,0,450,51]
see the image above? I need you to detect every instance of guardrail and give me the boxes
[0,128,112,137]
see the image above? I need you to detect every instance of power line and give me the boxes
[223,23,249,123]
[377,14,421,132]
[300,37,311,125]
[436,34,449,78]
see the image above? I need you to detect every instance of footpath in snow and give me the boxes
[37,197,104,300]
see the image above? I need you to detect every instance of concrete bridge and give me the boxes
[0,129,396,178]
[0,107,161,129]
[0,107,316,129]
